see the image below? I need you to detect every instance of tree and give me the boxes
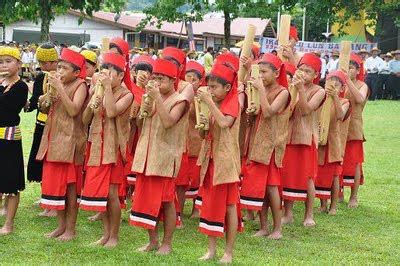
[0,0,126,42]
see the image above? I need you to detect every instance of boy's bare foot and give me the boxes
[303,218,316,227]
[91,235,109,246]
[45,227,65,238]
[156,244,172,255]
[268,230,282,240]
[348,198,358,208]
[328,208,337,216]
[0,225,13,235]
[88,212,103,222]
[281,215,294,225]
[104,237,118,248]
[199,251,216,261]
[253,229,269,237]
[57,230,76,241]
[137,242,159,252]
[219,253,233,264]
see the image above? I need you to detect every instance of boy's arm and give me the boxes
[58,83,87,117]
[154,96,188,129]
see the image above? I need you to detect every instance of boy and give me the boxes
[240,53,290,239]
[315,70,350,215]
[281,53,325,227]
[80,49,97,80]
[80,52,133,247]
[196,55,242,263]
[341,53,368,208]
[130,59,188,255]
[37,48,87,240]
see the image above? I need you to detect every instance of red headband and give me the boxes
[110,37,133,92]
[350,53,365,81]
[153,59,178,79]
[102,52,126,71]
[290,26,299,41]
[259,53,288,88]
[133,55,154,67]
[284,62,297,77]
[186,60,206,86]
[60,48,86,79]
[252,44,261,59]
[215,53,240,72]
[209,63,239,118]
[326,70,347,86]
[298,53,322,85]
[163,46,187,80]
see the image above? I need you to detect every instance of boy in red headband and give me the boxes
[281,53,325,227]
[80,52,133,247]
[196,61,242,263]
[341,53,368,208]
[281,25,304,65]
[284,62,297,83]
[162,46,194,227]
[37,48,88,240]
[129,59,188,255]
[184,61,205,219]
[240,53,290,239]
[315,70,350,215]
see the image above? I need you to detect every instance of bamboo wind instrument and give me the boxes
[194,86,210,130]
[0,71,9,76]
[90,80,104,109]
[238,24,256,83]
[277,15,291,62]
[43,71,57,107]
[245,65,261,114]
[138,80,156,119]
[319,40,352,145]
[289,70,303,107]
[136,70,147,88]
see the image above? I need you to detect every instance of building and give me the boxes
[3,10,276,51]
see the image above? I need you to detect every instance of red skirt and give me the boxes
[41,160,81,210]
[281,143,318,201]
[129,174,176,230]
[315,162,342,199]
[175,152,190,187]
[185,157,201,198]
[198,161,243,237]
[240,154,281,210]
[342,140,364,187]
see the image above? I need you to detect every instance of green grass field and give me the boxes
[1,100,400,264]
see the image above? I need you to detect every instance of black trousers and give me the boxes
[386,74,400,100]
[366,73,379,100]
[378,74,390,99]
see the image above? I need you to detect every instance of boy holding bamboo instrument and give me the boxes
[240,53,290,239]
[315,70,350,215]
[281,53,325,227]
[196,54,242,263]
[80,52,133,247]
[36,48,87,241]
[341,53,369,208]
[129,59,188,255]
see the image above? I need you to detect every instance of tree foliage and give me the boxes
[0,0,126,41]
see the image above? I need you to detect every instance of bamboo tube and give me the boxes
[245,64,260,114]
[138,80,156,119]
[277,15,291,62]
[194,86,210,130]
[238,24,256,83]
[0,71,9,76]
[90,80,104,109]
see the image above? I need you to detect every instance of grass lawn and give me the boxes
[1,100,400,264]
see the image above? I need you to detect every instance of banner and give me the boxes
[259,37,376,55]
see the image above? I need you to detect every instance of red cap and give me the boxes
[186,61,205,77]
[284,62,297,77]
[110,37,129,56]
[110,37,133,92]
[259,53,288,88]
[251,44,261,59]
[290,26,299,41]
[102,52,126,71]
[215,53,240,72]
[326,70,347,86]
[60,48,86,79]
[132,55,154,67]
[209,63,239,118]
[153,59,178,79]
[350,53,365,81]
[163,46,187,81]
[298,53,322,84]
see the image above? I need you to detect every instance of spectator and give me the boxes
[326,50,339,74]
[387,50,400,100]
[378,53,393,99]
[204,46,214,73]
[365,47,384,100]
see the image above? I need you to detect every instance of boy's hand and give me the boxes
[325,84,338,98]
[137,72,149,87]
[249,77,264,94]
[146,81,160,99]
[197,87,213,105]
[293,70,305,92]
[240,55,252,69]
[47,73,62,92]
[98,70,111,89]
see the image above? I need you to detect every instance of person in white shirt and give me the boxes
[326,50,339,74]
[365,47,384,100]
[378,53,393,99]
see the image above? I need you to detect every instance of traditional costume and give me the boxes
[281,53,324,201]
[0,47,28,195]
[129,59,188,230]
[197,58,243,237]
[240,53,290,209]
[37,48,87,210]
[80,52,132,211]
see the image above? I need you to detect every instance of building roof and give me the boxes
[68,10,275,38]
